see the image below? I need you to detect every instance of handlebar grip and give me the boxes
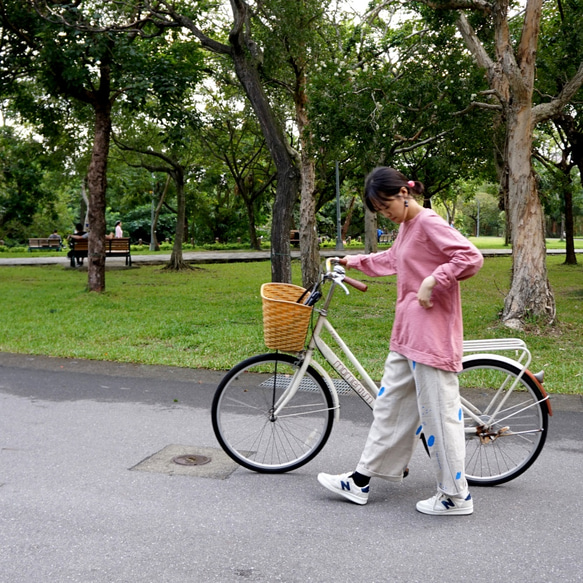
[343,275,368,292]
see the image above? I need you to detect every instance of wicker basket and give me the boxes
[261,283,313,352]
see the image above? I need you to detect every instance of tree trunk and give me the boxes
[150,175,169,252]
[502,107,555,328]
[86,99,111,292]
[364,206,377,254]
[164,168,191,270]
[341,196,356,241]
[298,155,320,288]
[245,197,261,250]
[554,115,581,266]
[493,113,511,246]
[161,1,300,281]
[295,70,320,289]
[563,180,576,265]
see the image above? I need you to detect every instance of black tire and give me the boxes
[459,358,549,486]
[212,353,335,473]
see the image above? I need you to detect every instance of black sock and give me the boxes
[350,471,370,487]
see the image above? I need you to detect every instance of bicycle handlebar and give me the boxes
[325,257,368,292]
[343,274,368,292]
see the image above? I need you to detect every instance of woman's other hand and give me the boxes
[417,275,436,308]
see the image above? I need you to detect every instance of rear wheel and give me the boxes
[212,353,335,473]
[459,358,549,486]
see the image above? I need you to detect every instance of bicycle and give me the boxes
[211,258,552,486]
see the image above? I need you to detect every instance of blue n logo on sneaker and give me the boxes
[341,480,351,492]
[441,497,456,510]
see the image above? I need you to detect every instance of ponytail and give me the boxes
[364,167,425,213]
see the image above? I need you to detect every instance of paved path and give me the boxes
[1,352,582,582]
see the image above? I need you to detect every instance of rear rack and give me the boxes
[462,338,531,369]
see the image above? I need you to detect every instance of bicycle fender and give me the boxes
[461,353,552,416]
[524,369,552,416]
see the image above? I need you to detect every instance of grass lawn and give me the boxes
[0,254,581,394]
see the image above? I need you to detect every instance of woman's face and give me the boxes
[375,188,409,224]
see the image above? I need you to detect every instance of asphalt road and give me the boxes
[1,352,582,583]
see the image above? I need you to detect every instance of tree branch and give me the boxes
[452,101,503,116]
[156,1,231,55]
[393,130,450,154]
[112,132,179,171]
[415,0,491,13]
[455,13,495,73]
[516,0,542,75]
[532,61,583,125]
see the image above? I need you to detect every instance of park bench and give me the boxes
[290,230,300,247]
[379,233,396,244]
[28,238,63,251]
[68,237,132,267]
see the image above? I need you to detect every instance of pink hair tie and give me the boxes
[407,180,415,188]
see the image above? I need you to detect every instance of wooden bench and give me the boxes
[379,233,396,244]
[68,237,132,267]
[290,230,300,247]
[28,237,63,251]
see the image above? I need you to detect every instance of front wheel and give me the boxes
[211,353,335,473]
[459,357,549,486]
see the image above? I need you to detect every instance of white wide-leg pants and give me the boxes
[356,351,468,498]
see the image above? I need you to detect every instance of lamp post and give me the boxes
[335,161,343,251]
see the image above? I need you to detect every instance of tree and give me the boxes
[150,0,300,283]
[306,5,494,248]
[534,0,583,265]
[198,89,276,250]
[115,132,193,270]
[1,1,204,287]
[0,2,142,287]
[415,0,583,328]
[0,127,66,242]
[110,32,205,269]
[250,0,332,287]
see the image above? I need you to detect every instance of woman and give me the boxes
[115,221,123,238]
[317,167,483,515]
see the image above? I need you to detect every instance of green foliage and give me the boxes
[113,205,176,243]
[306,5,496,211]
[460,189,504,237]
[1,0,582,257]
[0,127,73,242]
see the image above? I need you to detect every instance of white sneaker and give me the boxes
[416,492,473,515]
[317,472,369,505]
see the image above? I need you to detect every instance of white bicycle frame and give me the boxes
[273,273,548,436]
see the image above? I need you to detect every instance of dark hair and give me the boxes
[115,221,121,226]
[364,167,425,213]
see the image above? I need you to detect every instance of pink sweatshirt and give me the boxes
[346,209,483,372]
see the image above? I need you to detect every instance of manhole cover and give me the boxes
[172,454,211,466]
